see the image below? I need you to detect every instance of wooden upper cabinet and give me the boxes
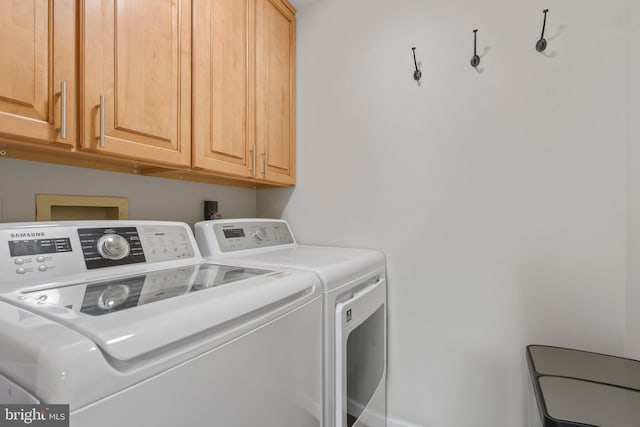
[255,0,296,186]
[193,0,296,186]
[0,0,295,188]
[80,0,191,167]
[193,0,255,178]
[0,0,76,147]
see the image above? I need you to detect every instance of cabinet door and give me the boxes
[0,0,76,147]
[193,0,255,178]
[255,0,296,185]
[81,0,191,167]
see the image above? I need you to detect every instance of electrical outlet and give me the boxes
[203,200,221,220]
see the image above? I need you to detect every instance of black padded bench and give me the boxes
[527,345,640,427]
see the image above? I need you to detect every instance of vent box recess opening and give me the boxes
[35,194,129,221]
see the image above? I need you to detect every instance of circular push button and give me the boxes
[38,265,48,272]
[16,267,26,275]
[14,258,24,265]
[36,256,46,263]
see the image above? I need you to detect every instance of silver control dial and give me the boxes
[97,234,130,260]
[253,227,267,242]
[98,285,131,310]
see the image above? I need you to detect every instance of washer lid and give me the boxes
[5,263,318,361]
[23,264,273,316]
[212,245,385,290]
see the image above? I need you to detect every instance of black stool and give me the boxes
[527,345,640,427]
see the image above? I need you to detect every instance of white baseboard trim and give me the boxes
[386,417,423,427]
[348,397,386,426]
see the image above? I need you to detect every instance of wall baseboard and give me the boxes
[386,416,423,427]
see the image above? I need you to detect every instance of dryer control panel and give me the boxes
[0,221,198,285]
[196,220,295,255]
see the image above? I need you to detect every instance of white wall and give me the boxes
[0,158,256,225]
[258,0,627,426]
[627,0,640,358]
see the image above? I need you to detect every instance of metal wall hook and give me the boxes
[470,29,480,68]
[536,9,550,52]
[412,47,422,82]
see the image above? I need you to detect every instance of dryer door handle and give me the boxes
[351,278,383,302]
[337,277,385,331]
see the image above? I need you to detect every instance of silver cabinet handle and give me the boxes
[261,149,268,178]
[96,96,105,147]
[55,81,67,139]
[250,144,257,177]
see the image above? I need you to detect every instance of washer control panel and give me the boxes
[79,227,145,269]
[208,221,295,253]
[0,222,198,285]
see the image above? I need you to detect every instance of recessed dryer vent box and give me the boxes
[35,194,128,221]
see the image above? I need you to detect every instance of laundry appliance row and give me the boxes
[0,218,386,427]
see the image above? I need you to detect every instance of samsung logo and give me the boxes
[10,232,45,239]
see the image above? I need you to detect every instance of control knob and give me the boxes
[253,227,267,242]
[97,234,130,260]
[98,285,131,310]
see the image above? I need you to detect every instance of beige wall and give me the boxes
[627,0,640,358]
[0,158,256,226]
[258,0,627,426]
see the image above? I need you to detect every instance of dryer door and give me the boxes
[335,277,386,427]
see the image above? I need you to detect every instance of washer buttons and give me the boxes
[14,258,24,265]
[16,267,26,275]
[38,265,47,272]
[36,256,45,263]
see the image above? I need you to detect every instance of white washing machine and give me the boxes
[0,220,322,427]
[195,219,387,427]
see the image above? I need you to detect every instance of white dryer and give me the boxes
[195,219,387,427]
[0,220,322,427]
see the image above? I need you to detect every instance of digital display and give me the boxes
[223,228,245,239]
[9,238,72,257]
